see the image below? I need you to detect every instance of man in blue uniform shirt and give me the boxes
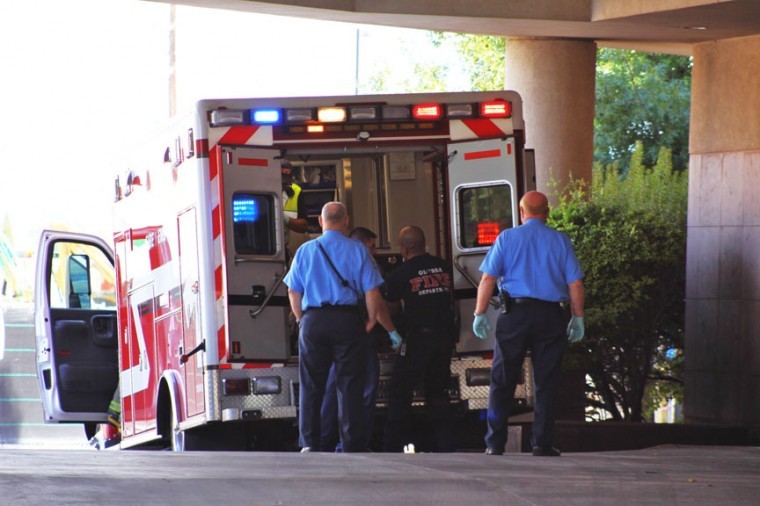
[320,226,383,452]
[284,202,401,452]
[473,191,585,457]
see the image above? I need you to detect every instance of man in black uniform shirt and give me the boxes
[383,226,455,452]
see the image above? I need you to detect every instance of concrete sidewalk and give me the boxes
[0,445,757,505]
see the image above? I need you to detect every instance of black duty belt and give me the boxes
[512,297,560,305]
[305,304,359,313]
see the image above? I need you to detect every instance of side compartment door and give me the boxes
[178,208,205,416]
[34,230,118,423]
[221,146,289,361]
[447,137,519,353]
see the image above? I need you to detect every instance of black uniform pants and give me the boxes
[485,300,566,450]
[299,307,367,452]
[383,327,454,452]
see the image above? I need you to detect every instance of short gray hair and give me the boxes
[321,202,347,224]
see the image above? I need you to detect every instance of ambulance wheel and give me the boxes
[171,405,201,451]
[171,407,186,451]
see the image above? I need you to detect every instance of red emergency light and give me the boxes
[480,101,512,118]
[412,103,442,120]
[477,221,501,246]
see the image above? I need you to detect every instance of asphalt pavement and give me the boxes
[0,445,757,505]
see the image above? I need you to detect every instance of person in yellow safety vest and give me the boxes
[107,386,121,434]
[282,160,309,260]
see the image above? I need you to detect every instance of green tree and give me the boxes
[362,32,505,93]
[429,33,505,91]
[363,38,691,174]
[595,49,691,173]
[548,143,687,421]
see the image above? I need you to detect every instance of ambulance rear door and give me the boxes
[447,137,519,353]
[221,146,290,361]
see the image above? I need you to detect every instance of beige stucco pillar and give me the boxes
[503,38,596,197]
[685,34,760,440]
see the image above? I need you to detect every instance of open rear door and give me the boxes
[34,230,118,423]
[447,137,519,353]
[221,146,290,361]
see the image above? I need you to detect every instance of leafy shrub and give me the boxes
[548,143,687,421]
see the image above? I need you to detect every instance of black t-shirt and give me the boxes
[385,254,454,331]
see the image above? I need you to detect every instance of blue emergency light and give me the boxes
[232,196,260,223]
[251,109,281,124]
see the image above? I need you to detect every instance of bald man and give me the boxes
[284,202,401,452]
[474,191,585,457]
[382,226,456,453]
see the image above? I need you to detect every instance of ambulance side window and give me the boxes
[457,184,513,249]
[232,192,276,255]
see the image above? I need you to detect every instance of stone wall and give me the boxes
[685,34,760,441]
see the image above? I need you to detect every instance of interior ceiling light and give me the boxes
[683,26,707,30]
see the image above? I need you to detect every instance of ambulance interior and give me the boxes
[285,148,447,278]
[280,144,514,357]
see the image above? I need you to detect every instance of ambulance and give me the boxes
[34,90,535,450]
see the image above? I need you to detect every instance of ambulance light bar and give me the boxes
[251,108,281,124]
[210,109,248,127]
[285,108,315,122]
[381,105,410,120]
[208,99,511,130]
[317,107,347,123]
[412,103,442,120]
[446,103,475,118]
[349,106,379,121]
[480,100,512,118]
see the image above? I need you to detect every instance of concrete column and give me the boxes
[503,38,596,197]
[685,34,760,442]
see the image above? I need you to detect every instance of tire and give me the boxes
[171,405,186,452]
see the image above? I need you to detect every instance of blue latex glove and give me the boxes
[388,330,403,350]
[567,316,585,343]
[472,313,492,340]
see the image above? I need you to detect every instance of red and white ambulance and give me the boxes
[34,90,535,450]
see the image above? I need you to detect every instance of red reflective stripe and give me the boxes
[209,147,219,180]
[196,138,209,158]
[218,326,227,362]
[211,205,221,240]
[461,118,503,138]
[507,143,512,155]
[464,149,502,161]
[242,363,275,369]
[218,126,260,145]
[239,158,268,167]
[215,265,223,300]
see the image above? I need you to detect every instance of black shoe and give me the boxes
[485,447,504,456]
[532,446,561,457]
